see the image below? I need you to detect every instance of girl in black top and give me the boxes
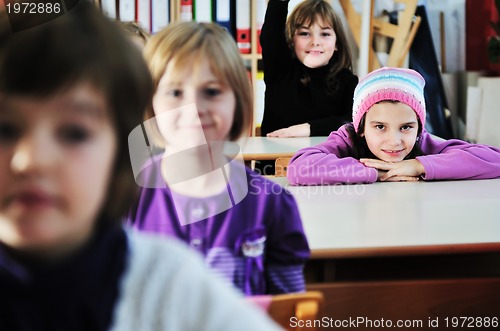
[260,0,358,138]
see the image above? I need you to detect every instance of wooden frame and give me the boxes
[248,291,324,331]
[275,157,291,177]
[339,0,422,71]
[308,277,500,329]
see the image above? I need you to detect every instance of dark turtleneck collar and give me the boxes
[298,59,331,82]
[0,221,127,331]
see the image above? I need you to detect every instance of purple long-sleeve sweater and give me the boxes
[288,124,500,185]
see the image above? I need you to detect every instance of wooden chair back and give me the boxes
[248,291,324,331]
[339,0,421,71]
[308,277,500,330]
[275,157,292,177]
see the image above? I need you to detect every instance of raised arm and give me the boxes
[260,0,294,83]
[287,125,378,185]
[417,131,500,180]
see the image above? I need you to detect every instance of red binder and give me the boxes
[256,0,266,54]
[180,0,193,21]
[236,0,250,54]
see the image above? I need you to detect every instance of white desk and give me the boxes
[272,178,500,321]
[272,178,500,258]
[234,136,327,161]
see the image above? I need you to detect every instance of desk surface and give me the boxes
[235,136,327,160]
[272,178,500,258]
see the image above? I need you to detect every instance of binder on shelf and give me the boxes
[136,0,151,33]
[194,0,213,22]
[101,0,117,18]
[256,0,266,53]
[236,0,250,54]
[180,0,193,21]
[151,0,169,33]
[214,0,234,36]
[119,0,136,21]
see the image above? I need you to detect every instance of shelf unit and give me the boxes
[244,0,264,136]
[104,0,267,136]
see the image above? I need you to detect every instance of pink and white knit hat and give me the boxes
[352,67,426,132]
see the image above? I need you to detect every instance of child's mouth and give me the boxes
[382,149,404,157]
[12,191,58,209]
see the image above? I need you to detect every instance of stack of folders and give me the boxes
[101,0,273,54]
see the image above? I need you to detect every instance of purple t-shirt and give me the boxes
[126,158,310,295]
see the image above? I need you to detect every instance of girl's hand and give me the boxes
[376,169,420,182]
[361,158,425,182]
[266,123,310,137]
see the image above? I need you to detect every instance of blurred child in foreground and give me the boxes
[0,3,282,330]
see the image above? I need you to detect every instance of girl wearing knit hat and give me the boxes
[287,67,500,184]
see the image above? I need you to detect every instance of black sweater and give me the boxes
[0,223,126,331]
[260,0,358,136]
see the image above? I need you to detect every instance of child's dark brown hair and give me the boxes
[0,2,153,222]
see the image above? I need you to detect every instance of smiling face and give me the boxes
[152,57,236,152]
[0,83,117,259]
[293,15,337,68]
[363,102,419,162]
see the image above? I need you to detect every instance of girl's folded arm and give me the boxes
[287,128,378,185]
[417,131,500,180]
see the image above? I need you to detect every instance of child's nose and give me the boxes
[194,97,209,115]
[311,34,320,46]
[11,133,55,176]
[388,131,403,145]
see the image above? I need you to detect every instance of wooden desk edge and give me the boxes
[310,242,500,259]
[242,152,295,161]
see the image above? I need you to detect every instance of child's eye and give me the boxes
[401,125,414,131]
[375,124,385,130]
[321,32,331,37]
[167,89,182,98]
[204,88,222,97]
[298,31,310,36]
[59,125,91,144]
[0,122,20,143]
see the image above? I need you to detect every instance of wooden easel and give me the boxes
[339,0,421,72]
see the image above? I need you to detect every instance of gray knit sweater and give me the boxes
[109,231,283,331]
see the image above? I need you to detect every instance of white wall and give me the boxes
[425,0,466,73]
